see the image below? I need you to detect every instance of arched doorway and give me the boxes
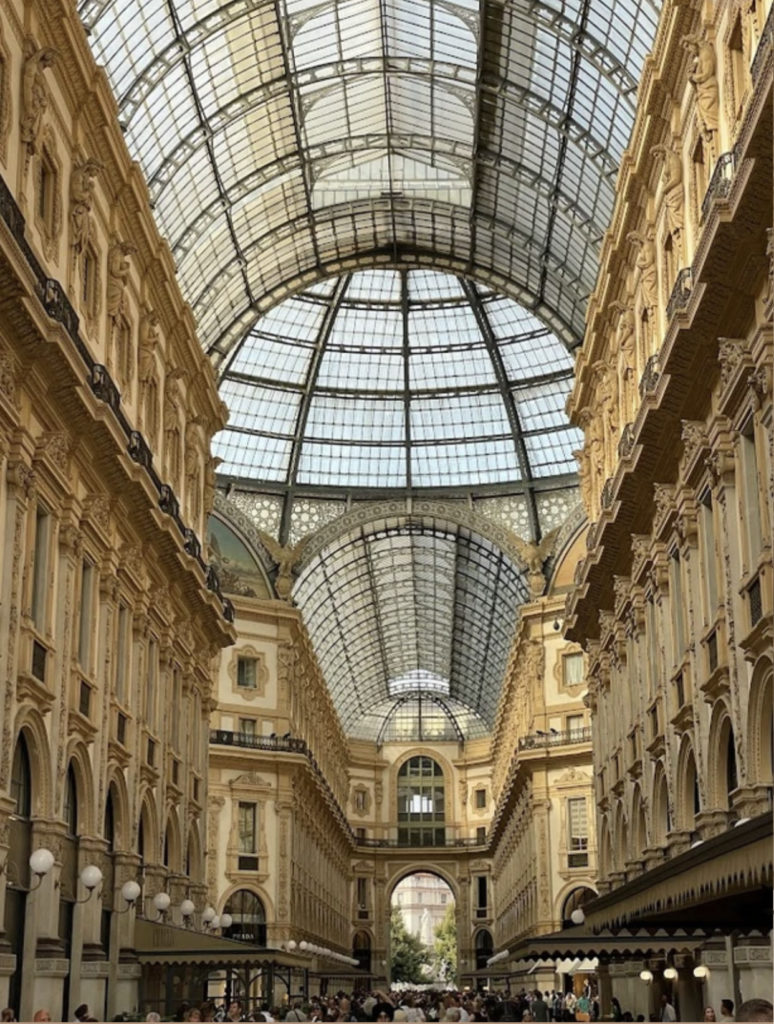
[390,872,455,984]
[222,890,267,946]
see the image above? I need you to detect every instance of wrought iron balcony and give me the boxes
[666,267,693,321]
[638,353,661,399]
[518,726,591,750]
[701,151,736,223]
[210,729,308,754]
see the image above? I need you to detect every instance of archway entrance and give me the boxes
[390,872,456,986]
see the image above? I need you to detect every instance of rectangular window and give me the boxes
[699,491,718,622]
[78,560,94,670]
[356,877,367,908]
[476,876,487,912]
[355,827,366,841]
[115,604,129,703]
[172,667,181,750]
[567,714,584,738]
[567,797,589,868]
[239,718,257,739]
[238,801,258,871]
[562,651,584,687]
[670,551,685,662]
[237,656,258,689]
[145,637,158,730]
[82,246,97,314]
[646,595,659,695]
[475,788,486,809]
[31,505,49,631]
[740,420,763,562]
[476,826,486,845]
[79,679,91,718]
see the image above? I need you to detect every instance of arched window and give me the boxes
[397,756,445,846]
[63,765,77,836]
[102,790,116,957]
[353,930,371,972]
[726,726,739,800]
[11,735,31,819]
[222,890,266,946]
[561,887,596,929]
[475,929,493,969]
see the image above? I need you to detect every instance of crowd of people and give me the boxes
[4,989,772,1023]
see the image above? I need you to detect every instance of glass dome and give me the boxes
[213,269,582,494]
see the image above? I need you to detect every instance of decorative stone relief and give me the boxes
[717,337,750,389]
[35,430,71,475]
[257,530,311,601]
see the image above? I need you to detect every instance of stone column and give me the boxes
[596,956,612,1019]
[675,954,702,1023]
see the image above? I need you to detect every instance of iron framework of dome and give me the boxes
[78,0,660,360]
[214,269,582,528]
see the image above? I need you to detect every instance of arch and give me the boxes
[138,788,160,864]
[185,818,204,883]
[651,761,670,847]
[707,701,739,810]
[105,770,130,851]
[387,864,459,905]
[747,657,773,784]
[63,740,95,834]
[559,886,597,928]
[630,785,648,860]
[218,881,275,924]
[163,806,183,872]
[675,736,700,831]
[221,888,268,946]
[12,708,52,817]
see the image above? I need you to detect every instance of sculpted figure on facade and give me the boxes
[257,531,311,601]
[185,419,201,480]
[650,140,684,248]
[69,159,101,257]
[627,229,657,314]
[20,40,57,155]
[683,33,720,135]
[107,240,135,320]
[164,368,184,436]
[139,312,160,383]
[203,455,222,520]
[512,528,559,598]
[610,298,637,424]
[594,361,619,466]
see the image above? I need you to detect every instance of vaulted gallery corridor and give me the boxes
[0,0,771,1019]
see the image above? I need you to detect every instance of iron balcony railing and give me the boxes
[210,729,308,754]
[518,726,592,750]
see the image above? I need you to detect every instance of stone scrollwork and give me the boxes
[717,337,750,390]
[680,420,709,465]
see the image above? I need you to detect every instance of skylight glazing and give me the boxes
[214,269,582,499]
[293,516,526,740]
[79,0,660,362]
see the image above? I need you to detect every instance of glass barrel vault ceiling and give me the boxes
[293,516,528,741]
[214,269,583,494]
[78,0,661,362]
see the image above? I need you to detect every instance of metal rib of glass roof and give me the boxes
[292,515,527,740]
[78,0,660,360]
[214,269,582,515]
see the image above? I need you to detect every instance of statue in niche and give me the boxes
[573,445,592,517]
[20,41,57,155]
[185,419,201,480]
[627,229,657,314]
[595,361,619,451]
[610,299,637,421]
[683,34,719,136]
[650,141,684,249]
[139,313,161,383]
[203,455,222,520]
[107,240,135,320]
[69,159,102,257]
